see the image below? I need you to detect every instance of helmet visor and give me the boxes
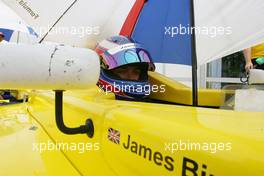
[103,43,152,70]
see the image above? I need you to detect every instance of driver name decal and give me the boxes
[108,129,215,176]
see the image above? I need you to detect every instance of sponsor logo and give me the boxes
[16,0,40,19]
[108,43,141,55]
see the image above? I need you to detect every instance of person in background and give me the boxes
[0,32,15,101]
[0,32,5,43]
[0,32,5,100]
[0,91,17,101]
[243,43,264,72]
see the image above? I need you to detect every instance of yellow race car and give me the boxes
[0,69,263,176]
[1,0,264,175]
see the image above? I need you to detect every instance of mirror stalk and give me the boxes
[55,90,94,137]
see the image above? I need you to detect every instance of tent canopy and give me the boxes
[3,0,264,65]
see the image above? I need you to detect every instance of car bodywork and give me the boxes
[1,72,263,176]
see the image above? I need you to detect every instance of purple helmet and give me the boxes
[95,35,155,100]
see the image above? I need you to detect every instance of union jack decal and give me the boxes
[108,128,120,144]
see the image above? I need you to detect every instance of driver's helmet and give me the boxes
[95,35,155,100]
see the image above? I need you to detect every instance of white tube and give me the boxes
[0,43,100,90]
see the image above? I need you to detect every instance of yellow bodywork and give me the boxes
[0,72,264,176]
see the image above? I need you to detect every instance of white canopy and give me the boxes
[195,0,264,64]
[1,0,135,48]
[2,0,264,64]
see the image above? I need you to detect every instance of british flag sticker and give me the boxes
[108,128,120,144]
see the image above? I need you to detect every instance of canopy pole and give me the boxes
[39,0,78,43]
[190,0,198,106]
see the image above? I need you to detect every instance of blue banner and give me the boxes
[132,0,192,65]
